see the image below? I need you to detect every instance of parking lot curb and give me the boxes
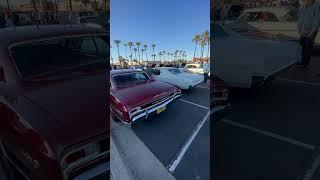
[111,121,176,180]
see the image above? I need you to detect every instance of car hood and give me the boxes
[21,74,108,153]
[175,73,204,83]
[116,80,176,109]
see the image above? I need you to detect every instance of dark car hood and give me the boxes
[21,73,108,153]
[116,80,176,108]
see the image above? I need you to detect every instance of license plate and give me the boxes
[157,106,166,114]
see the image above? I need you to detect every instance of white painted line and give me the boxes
[197,85,210,89]
[277,78,320,86]
[302,150,320,180]
[221,119,316,150]
[179,99,209,110]
[168,111,210,173]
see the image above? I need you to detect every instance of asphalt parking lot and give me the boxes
[213,54,320,180]
[131,81,210,180]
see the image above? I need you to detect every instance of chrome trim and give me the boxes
[61,137,109,180]
[73,161,109,180]
[131,92,182,122]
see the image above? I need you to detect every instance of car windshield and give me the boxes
[168,69,182,74]
[113,72,149,86]
[10,35,108,79]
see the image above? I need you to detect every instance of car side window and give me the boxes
[213,24,229,37]
[94,36,109,54]
[81,37,97,52]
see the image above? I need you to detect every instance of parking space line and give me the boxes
[277,78,320,86]
[302,150,320,180]
[168,111,210,173]
[197,85,210,89]
[179,99,209,110]
[221,119,316,151]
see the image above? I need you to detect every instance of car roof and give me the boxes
[243,7,293,17]
[110,69,143,76]
[153,67,177,70]
[0,24,106,47]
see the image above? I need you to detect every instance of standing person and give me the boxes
[0,13,6,28]
[297,0,320,66]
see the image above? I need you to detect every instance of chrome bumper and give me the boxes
[131,93,181,122]
[74,161,109,180]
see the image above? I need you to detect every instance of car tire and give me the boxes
[0,147,16,180]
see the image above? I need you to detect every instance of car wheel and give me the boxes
[0,148,16,180]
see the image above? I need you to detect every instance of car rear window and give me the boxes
[10,35,109,79]
[113,72,149,86]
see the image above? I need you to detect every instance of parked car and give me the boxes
[211,75,231,121]
[227,7,320,46]
[150,67,204,90]
[0,25,109,180]
[212,23,301,88]
[184,63,205,74]
[110,69,182,124]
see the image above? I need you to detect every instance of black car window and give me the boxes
[213,24,229,37]
[113,72,149,86]
[10,35,108,79]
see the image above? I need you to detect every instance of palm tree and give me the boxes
[179,50,183,60]
[205,31,210,58]
[192,34,200,60]
[123,43,128,59]
[162,51,166,62]
[167,52,170,62]
[143,44,148,63]
[135,42,141,63]
[151,44,156,62]
[133,48,138,61]
[171,53,174,61]
[201,30,209,59]
[127,42,134,64]
[159,52,162,62]
[141,49,145,62]
[114,40,121,59]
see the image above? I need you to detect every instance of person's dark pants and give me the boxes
[204,73,208,82]
[300,36,315,66]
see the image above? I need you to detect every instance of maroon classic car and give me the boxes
[110,69,182,124]
[211,75,231,120]
[0,25,109,180]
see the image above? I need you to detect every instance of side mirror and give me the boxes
[0,66,6,82]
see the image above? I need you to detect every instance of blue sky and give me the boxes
[110,0,209,62]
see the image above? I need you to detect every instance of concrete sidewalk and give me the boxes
[111,119,176,180]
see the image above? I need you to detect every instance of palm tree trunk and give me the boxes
[193,43,197,60]
[130,47,133,64]
[207,43,210,58]
[117,45,120,59]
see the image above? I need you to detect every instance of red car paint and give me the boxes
[110,69,181,123]
[0,25,109,180]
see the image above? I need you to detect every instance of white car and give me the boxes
[184,63,205,74]
[226,7,320,47]
[151,67,204,90]
[213,23,301,88]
